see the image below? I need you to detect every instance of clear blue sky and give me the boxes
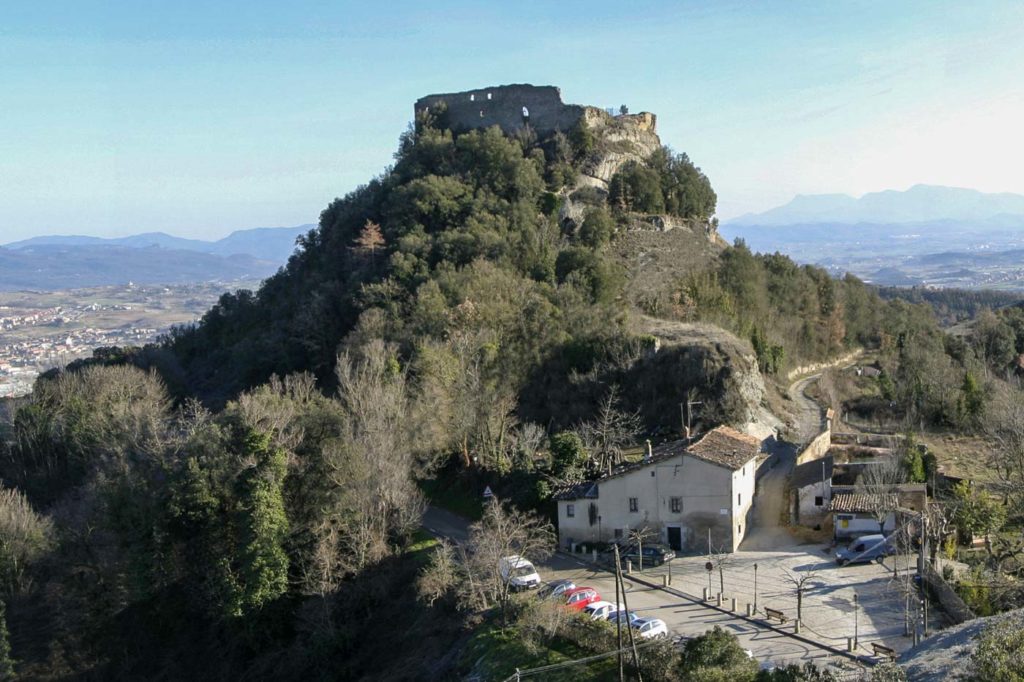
[3,0,1023,241]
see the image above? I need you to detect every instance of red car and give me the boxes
[563,586,600,611]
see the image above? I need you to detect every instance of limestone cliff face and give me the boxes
[577,108,662,188]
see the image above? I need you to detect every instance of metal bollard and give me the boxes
[703,587,710,601]
[716,593,723,607]
[794,620,801,634]
[592,549,597,562]
[626,560,632,575]
[847,637,854,652]
[731,597,737,612]
[662,575,668,587]
[746,603,753,617]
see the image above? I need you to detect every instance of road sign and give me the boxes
[483,485,494,499]
[705,561,713,572]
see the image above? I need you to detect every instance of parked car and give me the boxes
[563,586,600,611]
[606,609,641,627]
[619,543,676,567]
[582,600,620,620]
[632,617,668,639]
[835,534,894,566]
[537,579,575,601]
[499,555,541,591]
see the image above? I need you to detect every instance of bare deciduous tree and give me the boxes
[854,455,906,536]
[578,385,642,471]
[781,566,821,622]
[416,538,460,607]
[465,499,555,621]
[0,485,53,595]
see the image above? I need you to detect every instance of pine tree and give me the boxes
[356,219,385,254]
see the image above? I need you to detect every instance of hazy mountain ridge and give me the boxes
[5,224,313,262]
[729,184,1024,226]
[0,225,312,290]
[0,244,280,291]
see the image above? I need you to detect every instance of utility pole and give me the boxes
[615,544,643,682]
[614,544,623,682]
[686,395,703,442]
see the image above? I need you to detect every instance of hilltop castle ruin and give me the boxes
[414,83,657,138]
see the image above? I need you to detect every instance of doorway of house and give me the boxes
[667,526,682,551]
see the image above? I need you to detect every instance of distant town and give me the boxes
[0,280,259,397]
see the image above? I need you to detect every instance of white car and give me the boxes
[632,617,668,639]
[499,555,541,591]
[583,600,620,620]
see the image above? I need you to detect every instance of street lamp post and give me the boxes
[753,563,758,613]
[853,593,859,649]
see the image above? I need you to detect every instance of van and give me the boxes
[499,555,541,591]
[835,534,894,566]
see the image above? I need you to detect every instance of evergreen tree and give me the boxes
[0,599,14,680]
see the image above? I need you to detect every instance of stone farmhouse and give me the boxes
[555,426,763,554]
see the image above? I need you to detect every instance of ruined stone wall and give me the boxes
[415,84,586,136]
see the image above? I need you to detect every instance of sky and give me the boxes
[2,0,1023,242]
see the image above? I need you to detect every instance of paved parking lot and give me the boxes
[543,540,940,671]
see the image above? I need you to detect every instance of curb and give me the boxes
[559,550,873,666]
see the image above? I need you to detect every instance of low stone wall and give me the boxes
[785,350,862,382]
[832,432,903,448]
[922,562,975,625]
[796,427,832,466]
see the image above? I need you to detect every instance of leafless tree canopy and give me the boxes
[854,454,907,535]
[578,385,642,471]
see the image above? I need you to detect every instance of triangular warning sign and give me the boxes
[483,485,494,498]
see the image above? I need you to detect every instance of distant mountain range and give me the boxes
[0,225,313,291]
[728,185,1024,226]
[721,186,1024,291]
[5,224,313,262]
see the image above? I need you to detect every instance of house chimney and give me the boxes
[645,439,652,463]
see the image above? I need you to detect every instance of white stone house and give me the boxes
[555,426,762,553]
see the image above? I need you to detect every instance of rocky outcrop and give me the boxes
[577,108,661,187]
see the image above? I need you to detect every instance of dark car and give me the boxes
[620,543,675,567]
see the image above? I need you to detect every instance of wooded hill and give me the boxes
[5,91,1022,680]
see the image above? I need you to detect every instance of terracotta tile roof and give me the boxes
[685,426,762,470]
[829,491,898,514]
[552,480,598,501]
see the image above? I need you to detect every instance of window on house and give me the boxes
[487,92,492,100]
[566,504,575,518]
[814,496,824,507]
[470,94,475,101]
[628,497,638,513]
[737,493,742,506]
[670,497,682,513]
[738,524,743,535]
[614,528,623,539]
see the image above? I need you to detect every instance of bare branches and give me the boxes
[578,385,642,471]
[465,500,555,619]
[781,566,820,621]
[854,455,906,535]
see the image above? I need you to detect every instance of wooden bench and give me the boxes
[871,642,897,661]
[764,608,788,624]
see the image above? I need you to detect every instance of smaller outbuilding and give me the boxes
[791,454,834,529]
